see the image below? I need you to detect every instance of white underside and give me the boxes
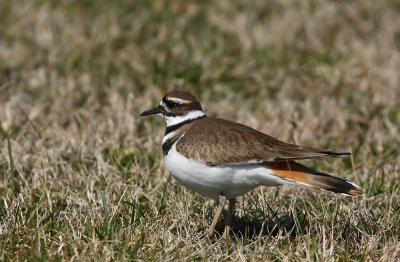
[164,142,294,200]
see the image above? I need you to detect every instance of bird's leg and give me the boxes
[207,195,226,237]
[222,198,236,240]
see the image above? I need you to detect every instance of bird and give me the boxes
[140,90,363,239]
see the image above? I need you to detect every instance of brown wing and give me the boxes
[176,117,350,166]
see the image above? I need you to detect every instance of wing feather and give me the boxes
[176,117,350,166]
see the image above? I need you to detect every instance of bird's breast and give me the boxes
[163,142,279,200]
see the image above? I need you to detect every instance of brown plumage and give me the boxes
[173,116,361,196]
[176,117,350,166]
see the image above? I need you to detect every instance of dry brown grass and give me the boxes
[0,0,399,260]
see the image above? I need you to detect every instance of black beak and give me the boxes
[140,106,161,116]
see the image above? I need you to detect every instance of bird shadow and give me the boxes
[205,208,304,240]
[202,204,376,242]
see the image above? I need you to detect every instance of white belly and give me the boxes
[164,143,292,200]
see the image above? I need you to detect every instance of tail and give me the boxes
[264,161,363,196]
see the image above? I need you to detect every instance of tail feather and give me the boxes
[264,161,363,196]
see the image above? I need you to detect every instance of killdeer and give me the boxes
[140,90,363,239]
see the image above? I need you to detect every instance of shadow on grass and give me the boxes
[207,210,301,239]
[202,206,376,242]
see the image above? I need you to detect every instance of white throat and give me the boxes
[163,110,206,126]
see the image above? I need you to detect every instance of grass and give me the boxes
[0,0,399,260]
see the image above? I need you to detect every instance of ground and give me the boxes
[0,0,399,260]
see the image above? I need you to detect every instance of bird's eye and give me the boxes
[165,100,175,108]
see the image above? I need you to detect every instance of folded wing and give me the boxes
[176,117,350,166]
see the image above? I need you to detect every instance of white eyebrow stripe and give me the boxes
[166,97,191,104]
